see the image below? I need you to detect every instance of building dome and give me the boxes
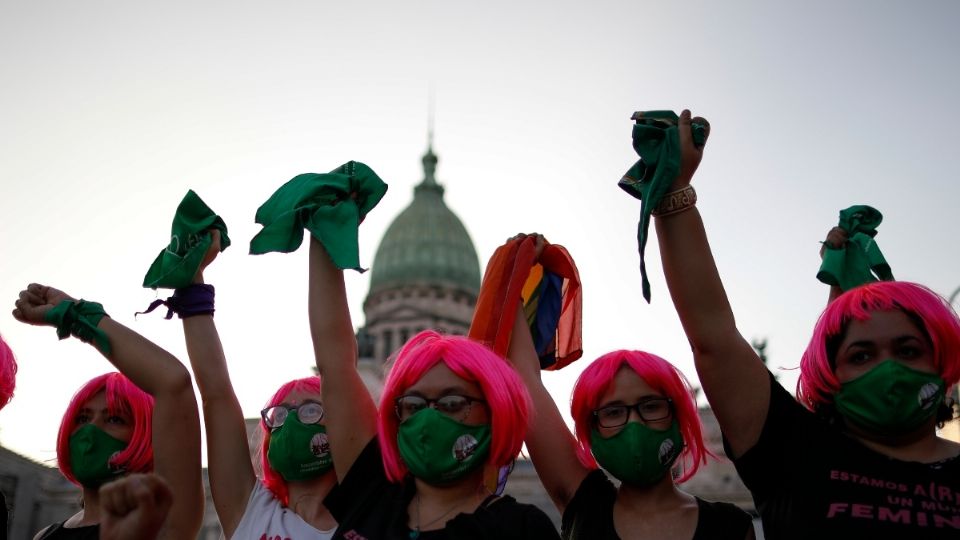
[368,147,481,296]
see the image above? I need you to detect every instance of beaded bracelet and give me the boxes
[652,185,697,217]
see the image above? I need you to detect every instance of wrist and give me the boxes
[135,284,215,320]
[45,299,112,355]
[652,185,697,218]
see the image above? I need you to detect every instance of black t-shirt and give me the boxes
[561,469,752,539]
[325,437,560,540]
[727,372,960,539]
[35,522,100,540]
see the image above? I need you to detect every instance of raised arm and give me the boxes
[13,284,203,538]
[179,231,256,538]
[652,110,769,458]
[506,298,589,513]
[308,237,377,482]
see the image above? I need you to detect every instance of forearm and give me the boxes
[181,313,256,521]
[182,315,240,404]
[523,374,589,511]
[309,238,358,371]
[655,207,769,455]
[97,318,194,397]
[506,305,588,510]
[139,329,204,539]
[153,389,204,539]
[308,236,376,481]
[655,208,741,354]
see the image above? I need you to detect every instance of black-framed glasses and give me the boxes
[394,395,486,422]
[593,397,673,428]
[261,400,325,429]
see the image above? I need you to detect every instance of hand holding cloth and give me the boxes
[468,235,582,370]
[618,110,707,303]
[249,161,387,271]
[143,190,231,290]
[817,205,894,291]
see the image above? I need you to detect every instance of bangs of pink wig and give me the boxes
[0,334,17,409]
[570,350,713,484]
[798,281,960,411]
[378,330,532,483]
[258,376,323,506]
[57,373,155,486]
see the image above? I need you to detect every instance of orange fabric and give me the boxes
[469,236,583,370]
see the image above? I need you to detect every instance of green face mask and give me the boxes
[590,421,683,486]
[835,359,945,435]
[397,408,491,484]
[267,416,333,481]
[69,424,129,488]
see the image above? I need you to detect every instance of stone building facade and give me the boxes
[0,444,82,539]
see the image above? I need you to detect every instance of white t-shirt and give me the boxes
[230,482,336,540]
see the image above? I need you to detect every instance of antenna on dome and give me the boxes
[427,84,435,152]
[421,84,439,187]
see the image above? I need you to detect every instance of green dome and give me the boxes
[369,148,481,295]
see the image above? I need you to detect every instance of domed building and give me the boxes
[357,144,481,368]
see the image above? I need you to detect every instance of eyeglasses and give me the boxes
[261,400,325,429]
[593,397,673,428]
[394,395,486,422]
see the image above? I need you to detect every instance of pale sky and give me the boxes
[2,0,959,467]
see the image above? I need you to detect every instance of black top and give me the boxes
[562,469,753,539]
[727,372,960,539]
[35,522,100,540]
[325,437,560,540]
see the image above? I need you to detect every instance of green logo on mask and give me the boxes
[267,415,333,481]
[69,424,129,488]
[590,421,683,486]
[835,359,945,435]
[397,408,491,484]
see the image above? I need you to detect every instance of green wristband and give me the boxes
[44,300,112,355]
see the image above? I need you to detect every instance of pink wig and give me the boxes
[378,330,532,483]
[258,376,323,506]
[57,373,155,486]
[571,350,713,483]
[0,334,16,410]
[798,281,960,411]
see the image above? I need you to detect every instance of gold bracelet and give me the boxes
[652,185,697,217]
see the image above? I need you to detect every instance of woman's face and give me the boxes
[400,362,489,426]
[595,366,673,438]
[73,390,134,443]
[834,310,936,383]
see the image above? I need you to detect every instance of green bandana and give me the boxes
[590,421,683,486]
[835,360,945,435]
[266,416,333,482]
[44,300,111,355]
[618,111,708,302]
[817,205,894,291]
[249,161,388,271]
[143,190,231,289]
[69,423,128,488]
[397,408,491,484]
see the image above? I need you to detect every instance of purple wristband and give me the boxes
[136,284,215,319]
